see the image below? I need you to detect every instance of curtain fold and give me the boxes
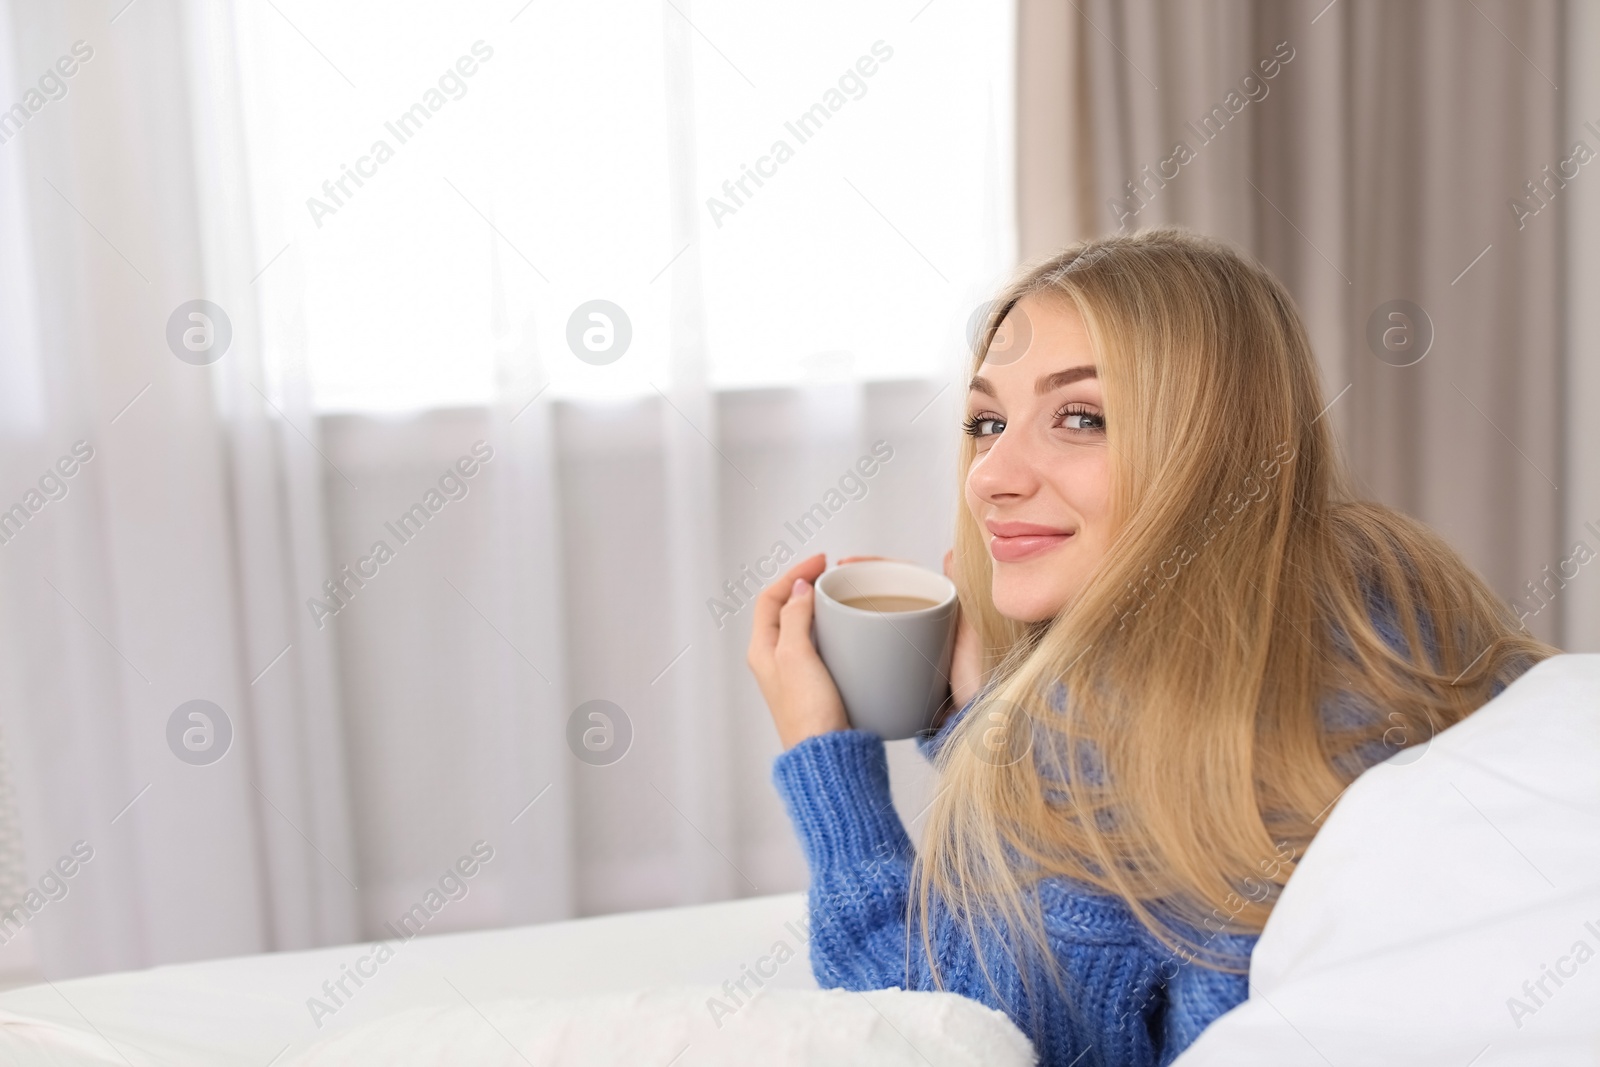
[1016,0,1566,647]
[1565,0,1600,654]
[0,0,361,977]
[659,0,737,903]
[185,0,362,950]
[481,142,576,928]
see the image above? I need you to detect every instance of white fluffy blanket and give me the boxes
[282,985,1037,1067]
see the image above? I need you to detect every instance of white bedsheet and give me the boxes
[0,891,819,1065]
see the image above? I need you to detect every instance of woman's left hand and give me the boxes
[746,552,851,749]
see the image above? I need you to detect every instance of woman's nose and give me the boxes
[968,424,1038,502]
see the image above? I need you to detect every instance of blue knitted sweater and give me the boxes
[772,723,1246,1067]
[770,592,1471,1066]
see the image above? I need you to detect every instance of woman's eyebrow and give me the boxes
[968,365,1097,398]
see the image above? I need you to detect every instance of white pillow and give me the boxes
[1175,654,1600,1065]
[282,985,1037,1067]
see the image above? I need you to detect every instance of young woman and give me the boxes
[745,227,1555,1066]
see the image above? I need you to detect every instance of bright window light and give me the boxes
[233,1,1015,413]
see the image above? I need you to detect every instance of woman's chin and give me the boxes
[992,585,1068,624]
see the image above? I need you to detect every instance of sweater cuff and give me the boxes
[771,730,911,870]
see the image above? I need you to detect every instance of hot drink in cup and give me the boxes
[811,560,959,740]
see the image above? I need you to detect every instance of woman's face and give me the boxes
[964,292,1114,623]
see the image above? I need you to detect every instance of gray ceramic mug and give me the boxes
[811,560,959,740]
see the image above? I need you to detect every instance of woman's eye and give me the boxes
[1060,407,1105,433]
[963,415,1004,438]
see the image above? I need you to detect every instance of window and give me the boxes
[234,0,1015,413]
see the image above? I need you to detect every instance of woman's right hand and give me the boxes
[746,553,851,750]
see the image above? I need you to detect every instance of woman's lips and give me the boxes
[989,532,1073,562]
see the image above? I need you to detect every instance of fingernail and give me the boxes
[792,578,809,595]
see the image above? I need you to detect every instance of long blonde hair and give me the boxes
[915,226,1554,1020]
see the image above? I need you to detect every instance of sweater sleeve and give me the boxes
[770,729,919,989]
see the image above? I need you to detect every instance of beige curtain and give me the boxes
[1017,0,1567,646]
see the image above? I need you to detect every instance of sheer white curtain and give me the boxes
[230,0,1015,929]
[0,0,358,983]
[0,0,1014,980]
